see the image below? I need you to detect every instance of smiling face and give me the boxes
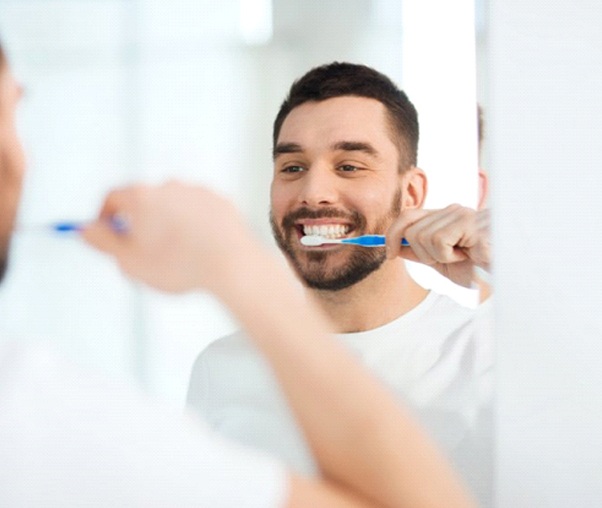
[0,55,26,283]
[270,96,421,291]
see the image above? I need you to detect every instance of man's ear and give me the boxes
[478,168,489,210]
[400,167,427,210]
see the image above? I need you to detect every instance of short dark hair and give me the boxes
[273,62,419,169]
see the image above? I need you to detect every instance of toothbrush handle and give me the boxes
[342,235,410,247]
[51,222,86,232]
[51,216,128,234]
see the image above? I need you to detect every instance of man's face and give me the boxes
[0,64,26,282]
[270,96,409,291]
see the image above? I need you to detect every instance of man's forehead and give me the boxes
[277,96,392,150]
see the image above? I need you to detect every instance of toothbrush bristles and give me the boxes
[300,235,331,246]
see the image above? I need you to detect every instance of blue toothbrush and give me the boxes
[301,234,409,247]
[18,217,129,234]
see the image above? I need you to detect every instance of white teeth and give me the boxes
[302,224,349,238]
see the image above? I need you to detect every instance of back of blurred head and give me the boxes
[0,41,26,283]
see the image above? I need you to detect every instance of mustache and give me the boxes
[281,207,366,230]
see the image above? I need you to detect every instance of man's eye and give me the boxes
[282,165,305,173]
[338,164,359,172]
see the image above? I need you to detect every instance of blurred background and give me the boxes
[0,0,482,404]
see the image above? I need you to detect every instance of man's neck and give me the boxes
[307,259,428,334]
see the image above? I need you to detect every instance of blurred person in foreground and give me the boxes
[0,42,477,507]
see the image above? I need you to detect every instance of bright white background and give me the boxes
[0,0,479,404]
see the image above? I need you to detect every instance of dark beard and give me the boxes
[270,190,402,291]
[295,246,386,291]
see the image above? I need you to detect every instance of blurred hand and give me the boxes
[82,181,256,294]
[386,204,491,288]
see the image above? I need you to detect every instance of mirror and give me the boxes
[0,5,487,495]
[1,0,491,503]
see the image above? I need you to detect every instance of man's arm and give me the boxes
[83,181,476,508]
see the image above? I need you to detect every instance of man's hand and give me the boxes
[386,204,491,288]
[82,181,257,294]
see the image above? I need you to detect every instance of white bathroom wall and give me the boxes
[488,1,602,506]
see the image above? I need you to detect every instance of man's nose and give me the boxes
[297,166,339,206]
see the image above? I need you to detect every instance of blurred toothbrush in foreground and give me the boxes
[17,217,129,234]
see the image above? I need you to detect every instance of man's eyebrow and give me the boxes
[332,141,380,158]
[273,142,303,159]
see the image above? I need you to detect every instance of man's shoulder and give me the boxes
[422,292,492,348]
[424,292,477,322]
[187,330,273,409]
[355,292,491,379]
[195,329,257,362]
[189,329,266,382]
[384,291,479,340]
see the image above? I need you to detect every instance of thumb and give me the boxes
[81,220,129,259]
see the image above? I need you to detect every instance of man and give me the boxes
[187,62,492,502]
[0,43,475,507]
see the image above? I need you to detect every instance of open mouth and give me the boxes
[295,223,354,245]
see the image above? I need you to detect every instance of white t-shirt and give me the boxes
[187,292,493,505]
[0,340,287,508]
